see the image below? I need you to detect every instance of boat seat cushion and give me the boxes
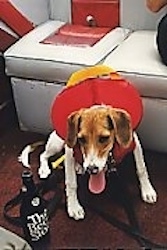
[4,20,130,82]
[104,30,167,99]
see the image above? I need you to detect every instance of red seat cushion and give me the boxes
[41,24,112,47]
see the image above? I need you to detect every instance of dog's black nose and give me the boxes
[86,165,99,175]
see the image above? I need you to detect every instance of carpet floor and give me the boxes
[1,123,167,249]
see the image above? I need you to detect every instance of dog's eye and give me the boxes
[78,136,86,145]
[98,135,110,143]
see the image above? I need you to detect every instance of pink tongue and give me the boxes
[89,171,106,194]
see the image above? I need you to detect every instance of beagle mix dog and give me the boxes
[38,105,157,220]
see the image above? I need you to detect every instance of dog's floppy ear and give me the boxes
[108,108,133,148]
[66,110,82,148]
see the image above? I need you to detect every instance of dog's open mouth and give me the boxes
[89,170,106,194]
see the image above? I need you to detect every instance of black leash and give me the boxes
[87,171,167,249]
[78,150,167,249]
[3,169,64,227]
[85,169,167,249]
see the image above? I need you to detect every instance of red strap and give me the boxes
[113,140,136,164]
[0,28,18,51]
[0,0,34,37]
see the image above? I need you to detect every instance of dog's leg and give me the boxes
[65,144,85,220]
[133,132,157,203]
[38,131,64,178]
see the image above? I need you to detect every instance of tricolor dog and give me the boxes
[38,66,157,220]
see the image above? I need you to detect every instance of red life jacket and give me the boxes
[51,77,143,164]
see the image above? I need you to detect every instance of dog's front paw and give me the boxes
[67,200,85,220]
[38,164,51,179]
[141,182,157,204]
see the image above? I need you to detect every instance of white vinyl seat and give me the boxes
[3,0,130,133]
[4,24,129,83]
[104,30,167,152]
[3,0,167,153]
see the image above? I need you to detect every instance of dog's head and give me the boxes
[66,105,133,193]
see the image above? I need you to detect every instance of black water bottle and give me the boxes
[20,170,50,250]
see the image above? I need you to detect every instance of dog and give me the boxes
[38,104,157,220]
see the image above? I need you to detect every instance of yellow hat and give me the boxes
[67,65,121,87]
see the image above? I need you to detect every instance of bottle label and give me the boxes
[26,208,49,241]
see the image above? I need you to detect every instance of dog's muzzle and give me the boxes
[86,151,117,175]
[76,164,99,175]
[76,151,117,175]
[86,165,99,175]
